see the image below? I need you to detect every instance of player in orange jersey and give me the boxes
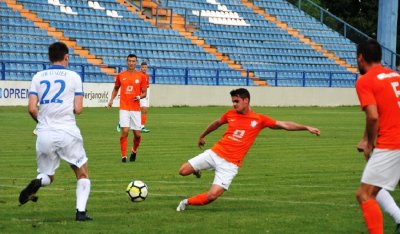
[355,39,400,234]
[176,88,320,211]
[107,54,147,163]
[139,62,150,133]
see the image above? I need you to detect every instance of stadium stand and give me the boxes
[252,0,357,67]
[0,0,363,87]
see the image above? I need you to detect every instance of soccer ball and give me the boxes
[126,180,148,202]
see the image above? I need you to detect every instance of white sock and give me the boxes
[76,178,91,212]
[141,125,145,129]
[376,189,400,224]
[36,173,51,186]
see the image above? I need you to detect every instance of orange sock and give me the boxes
[132,136,141,152]
[120,136,128,157]
[141,114,147,126]
[187,192,212,206]
[360,199,383,234]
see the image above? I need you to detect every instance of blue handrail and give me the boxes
[0,61,358,87]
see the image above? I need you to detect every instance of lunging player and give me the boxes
[176,88,320,211]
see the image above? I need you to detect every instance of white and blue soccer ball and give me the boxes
[126,180,148,202]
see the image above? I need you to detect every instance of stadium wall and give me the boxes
[0,81,358,107]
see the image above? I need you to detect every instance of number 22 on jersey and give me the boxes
[39,79,65,104]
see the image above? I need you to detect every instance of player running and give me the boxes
[176,88,320,211]
[107,54,147,163]
[355,39,400,234]
[19,42,92,221]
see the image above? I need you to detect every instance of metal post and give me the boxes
[329,72,333,87]
[216,69,220,85]
[184,8,187,30]
[275,71,278,86]
[1,62,5,80]
[298,0,301,9]
[81,65,85,82]
[302,72,306,87]
[343,23,347,38]
[320,9,323,23]
[156,8,158,26]
[246,69,249,86]
[198,9,201,27]
[391,51,396,69]
[170,8,173,28]
[184,68,188,85]
[152,68,156,84]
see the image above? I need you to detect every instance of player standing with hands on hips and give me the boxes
[355,39,400,234]
[107,54,147,163]
[176,88,320,211]
[19,42,92,221]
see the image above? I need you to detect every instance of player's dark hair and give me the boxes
[127,54,137,60]
[141,62,147,66]
[357,39,382,63]
[230,88,250,101]
[48,42,68,63]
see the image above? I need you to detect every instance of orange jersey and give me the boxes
[211,109,276,167]
[115,70,146,111]
[355,65,400,149]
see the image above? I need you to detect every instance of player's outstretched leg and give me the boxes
[19,179,41,205]
[177,186,225,212]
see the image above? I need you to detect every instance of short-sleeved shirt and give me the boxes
[115,70,146,111]
[28,65,83,131]
[355,65,400,149]
[211,109,277,167]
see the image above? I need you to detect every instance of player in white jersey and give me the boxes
[19,42,92,221]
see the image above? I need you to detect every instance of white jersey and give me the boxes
[29,65,84,131]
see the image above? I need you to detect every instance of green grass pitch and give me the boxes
[1,106,399,233]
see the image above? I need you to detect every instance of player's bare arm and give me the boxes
[198,119,224,148]
[363,105,379,159]
[28,94,39,123]
[107,86,120,109]
[357,131,368,153]
[272,121,320,136]
[74,96,83,115]
[135,87,147,101]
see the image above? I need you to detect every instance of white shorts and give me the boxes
[140,88,150,107]
[188,149,239,190]
[119,110,141,130]
[361,149,400,191]
[36,129,88,176]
